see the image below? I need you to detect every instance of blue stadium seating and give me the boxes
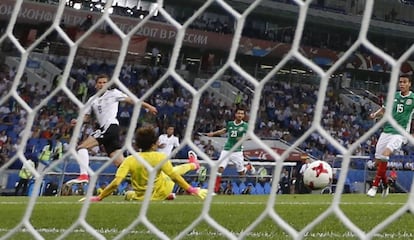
[255,183,265,194]
[0,124,9,132]
[263,182,271,194]
[201,182,208,189]
[238,182,246,194]
[231,182,240,195]
[6,172,19,189]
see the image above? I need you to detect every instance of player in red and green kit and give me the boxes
[207,107,256,193]
[367,74,414,198]
[80,126,207,202]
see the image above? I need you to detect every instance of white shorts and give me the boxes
[375,132,406,161]
[218,150,245,173]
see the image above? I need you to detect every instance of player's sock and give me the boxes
[372,161,387,187]
[188,151,200,170]
[66,148,89,184]
[379,161,388,186]
[214,174,222,193]
[377,161,387,186]
[372,175,381,188]
[77,148,89,176]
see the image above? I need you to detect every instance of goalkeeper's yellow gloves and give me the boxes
[187,187,208,200]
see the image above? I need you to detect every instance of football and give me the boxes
[303,160,333,190]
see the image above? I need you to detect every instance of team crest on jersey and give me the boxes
[407,99,412,105]
[239,127,244,131]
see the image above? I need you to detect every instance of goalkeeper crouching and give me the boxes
[80,126,207,202]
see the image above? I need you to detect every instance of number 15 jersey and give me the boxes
[383,91,414,134]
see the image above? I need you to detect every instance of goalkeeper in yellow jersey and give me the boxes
[81,126,207,201]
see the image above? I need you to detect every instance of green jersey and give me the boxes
[383,91,414,134]
[223,120,248,151]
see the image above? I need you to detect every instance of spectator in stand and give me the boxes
[53,135,64,161]
[79,15,93,31]
[151,47,160,66]
[234,91,243,107]
[0,130,8,145]
[76,80,88,103]
[279,168,290,194]
[388,167,398,193]
[1,137,14,157]
[389,167,398,181]
[404,161,412,171]
[118,103,132,127]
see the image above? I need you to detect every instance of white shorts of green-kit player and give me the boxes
[218,150,245,172]
[375,132,406,160]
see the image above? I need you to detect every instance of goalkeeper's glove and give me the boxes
[187,187,208,200]
[78,196,102,202]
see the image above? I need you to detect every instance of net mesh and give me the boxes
[1,0,414,239]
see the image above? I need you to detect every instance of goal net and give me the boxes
[1,0,414,239]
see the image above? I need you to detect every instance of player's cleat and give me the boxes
[382,185,390,198]
[245,163,256,174]
[166,193,176,200]
[90,196,101,202]
[367,186,377,197]
[78,196,101,202]
[66,174,89,184]
[188,150,200,170]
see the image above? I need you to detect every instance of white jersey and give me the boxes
[85,89,128,131]
[157,134,180,156]
[299,162,309,175]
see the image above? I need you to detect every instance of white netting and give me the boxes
[1,0,414,239]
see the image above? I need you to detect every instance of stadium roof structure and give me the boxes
[168,0,414,39]
[235,0,414,39]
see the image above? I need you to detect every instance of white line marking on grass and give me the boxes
[0,201,406,206]
[1,228,413,239]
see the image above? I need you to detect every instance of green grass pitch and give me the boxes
[0,194,413,239]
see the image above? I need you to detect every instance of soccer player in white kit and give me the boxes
[67,74,157,184]
[157,126,180,157]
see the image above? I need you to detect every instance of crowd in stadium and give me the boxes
[1,56,414,174]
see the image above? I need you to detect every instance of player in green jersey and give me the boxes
[207,107,256,193]
[367,74,414,197]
